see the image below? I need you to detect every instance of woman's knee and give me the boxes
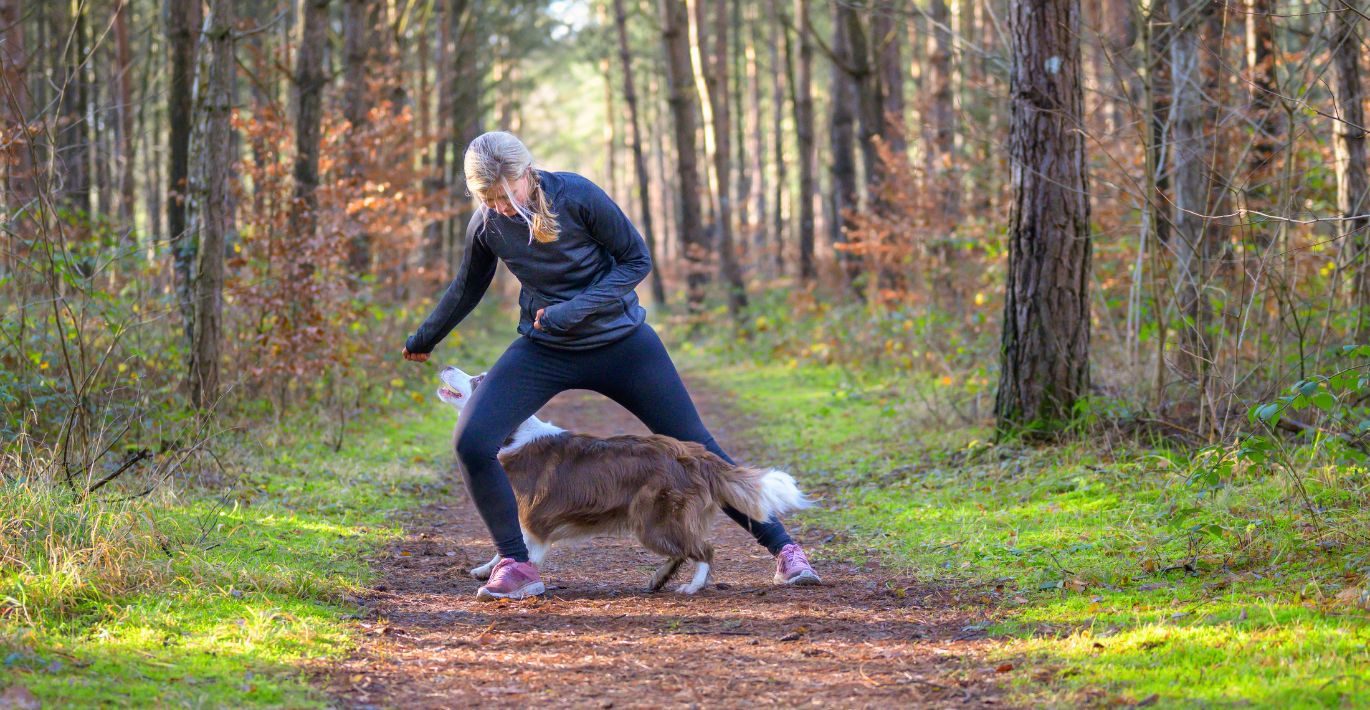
[454,424,501,468]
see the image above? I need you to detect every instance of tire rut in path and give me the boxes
[326,380,1010,708]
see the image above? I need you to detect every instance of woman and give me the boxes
[403,131,820,600]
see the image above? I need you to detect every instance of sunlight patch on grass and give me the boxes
[687,356,1370,707]
[0,405,458,707]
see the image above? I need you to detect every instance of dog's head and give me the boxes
[436,366,487,413]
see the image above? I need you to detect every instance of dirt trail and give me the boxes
[326,381,1008,708]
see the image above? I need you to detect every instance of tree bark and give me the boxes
[769,0,790,274]
[927,0,955,203]
[613,0,668,306]
[186,0,236,409]
[1331,0,1370,334]
[792,0,815,280]
[114,0,136,233]
[1167,0,1218,418]
[0,0,33,207]
[168,0,202,335]
[344,0,373,274]
[660,0,708,311]
[57,2,90,218]
[994,0,1092,435]
[1246,0,1278,175]
[294,0,329,221]
[873,2,904,158]
[828,1,859,282]
[694,0,748,315]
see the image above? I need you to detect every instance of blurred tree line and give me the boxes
[2,0,1369,461]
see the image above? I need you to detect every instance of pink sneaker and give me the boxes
[774,543,822,586]
[476,558,546,601]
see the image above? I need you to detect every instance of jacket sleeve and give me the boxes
[538,183,652,334]
[405,212,497,354]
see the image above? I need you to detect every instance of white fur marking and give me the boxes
[676,562,711,594]
[471,553,501,580]
[499,415,566,456]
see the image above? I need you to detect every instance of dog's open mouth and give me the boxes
[437,384,463,400]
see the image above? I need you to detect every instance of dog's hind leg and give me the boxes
[525,533,550,567]
[649,558,685,592]
[470,553,501,580]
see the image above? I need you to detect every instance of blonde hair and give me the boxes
[463,131,560,244]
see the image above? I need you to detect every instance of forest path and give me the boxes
[325,379,1009,708]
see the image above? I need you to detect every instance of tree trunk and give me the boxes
[0,0,33,208]
[294,0,329,221]
[114,0,136,233]
[660,0,708,311]
[792,0,816,280]
[995,0,1092,435]
[873,2,904,157]
[1167,0,1218,420]
[841,8,880,198]
[57,3,90,218]
[186,0,236,409]
[694,0,748,315]
[614,0,668,306]
[927,0,958,292]
[828,1,859,282]
[1331,0,1370,334]
[344,0,372,274]
[168,0,202,336]
[1246,0,1278,175]
[746,3,768,260]
[769,0,790,274]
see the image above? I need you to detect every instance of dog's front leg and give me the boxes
[470,553,501,580]
[675,561,711,594]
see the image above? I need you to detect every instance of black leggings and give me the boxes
[454,323,795,561]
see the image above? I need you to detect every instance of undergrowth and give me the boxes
[671,306,1370,708]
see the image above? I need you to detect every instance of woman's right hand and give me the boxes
[402,347,429,363]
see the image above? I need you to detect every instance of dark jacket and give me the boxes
[405,170,651,353]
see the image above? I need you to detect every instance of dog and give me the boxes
[436,366,810,594]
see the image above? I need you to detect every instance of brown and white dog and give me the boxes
[436,366,810,594]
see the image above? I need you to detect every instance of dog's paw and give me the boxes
[674,583,703,595]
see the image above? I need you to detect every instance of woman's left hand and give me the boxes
[534,308,545,331]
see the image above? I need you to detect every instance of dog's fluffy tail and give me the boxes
[711,466,811,522]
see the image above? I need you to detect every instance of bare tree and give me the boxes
[995,0,1092,435]
[793,0,815,280]
[186,0,237,408]
[344,0,373,274]
[1330,0,1370,334]
[168,0,202,334]
[613,0,668,306]
[694,0,748,315]
[660,0,708,311]
[294,0,329,220]
[828,1,858,277]
[1167,0,1219,423]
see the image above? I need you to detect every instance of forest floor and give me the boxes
[323,382,1011,708]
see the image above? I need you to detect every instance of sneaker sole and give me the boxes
[774,570,823,586]
[476,581,546,601]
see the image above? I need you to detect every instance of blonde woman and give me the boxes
[402,132,821,600]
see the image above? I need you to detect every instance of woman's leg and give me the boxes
[454,338,571,562]
[588,325,797,555]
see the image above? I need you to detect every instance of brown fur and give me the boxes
[497,432,759,590]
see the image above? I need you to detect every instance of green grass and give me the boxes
[680,347,1370,708]
[0,310,511,707]
[0,410,459,707]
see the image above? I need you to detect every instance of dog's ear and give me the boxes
[470,372,487,391]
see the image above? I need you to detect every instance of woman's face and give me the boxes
[478,172,530,218]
